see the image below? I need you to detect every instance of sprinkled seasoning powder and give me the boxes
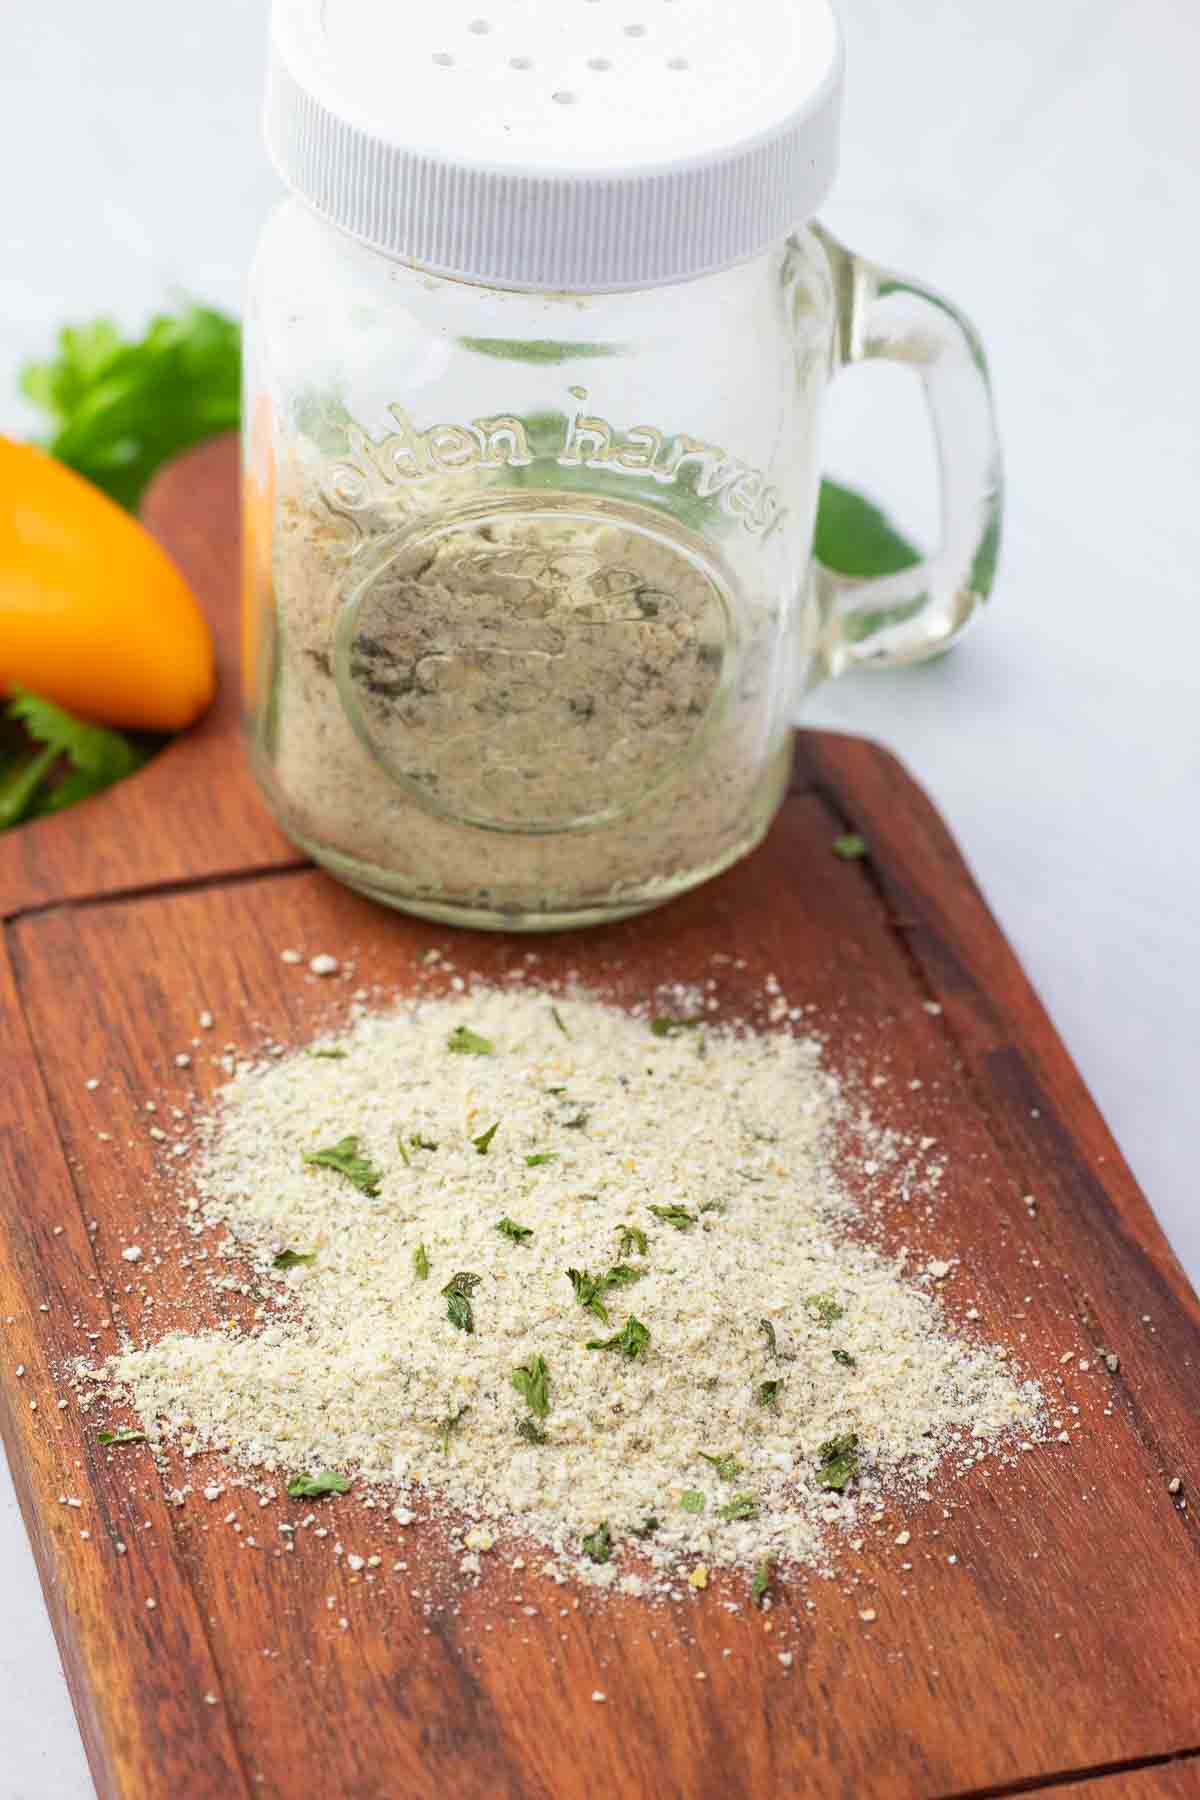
[98,985,1042,1591]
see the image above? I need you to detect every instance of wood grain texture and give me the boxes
[0,438,1197,1799]
[0,436,298,918]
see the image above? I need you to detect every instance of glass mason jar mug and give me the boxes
[245,0,1002,930]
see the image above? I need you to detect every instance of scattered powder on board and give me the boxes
[96,983,1042,1593]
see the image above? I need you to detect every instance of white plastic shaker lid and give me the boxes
[265,0,844,292]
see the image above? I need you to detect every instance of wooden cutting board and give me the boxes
[2,435,1199,1800]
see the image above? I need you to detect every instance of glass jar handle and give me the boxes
[813,226,1004,675]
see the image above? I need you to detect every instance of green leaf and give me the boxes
[460,337,624,366]
[2,690,146,829]
[816,1432,860,1491]
[511,1354,551,1419]
[497,1216,533,1245]
[413,1242,430,1281]
[439,1405,469,1455]
[806,1293,845,1328]
[568,1266,611,1324]
[586,1315,650,1360]
[602,1265,645,1292]
[517,1418,548,1445]
[0,745,59,830]
[447,1026,494,1056]
[717,1492,759,1522]
[649,1204,696,1231]
[525,1152,557,1168]
[618,1224,648,1258]
[442,1271,481,1334]
[833,834,868,862]
[651,1016,704,1038]
[272,1249,315,1270]
[567,1265,645,1323]
[287,1470,350,1498]
[582,1521,614,1564]
[472,1121,501,1155]
[302,1135,382,1197]
[751,1558,773,1609]
[680,1490,706,1514]
[97,1428,146,1446]
[814,480,921,582]
[19,304,241,511]
[699,1452,743,1481]
[756,1379,783,1410]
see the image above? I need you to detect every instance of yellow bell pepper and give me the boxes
[0,437,215,731]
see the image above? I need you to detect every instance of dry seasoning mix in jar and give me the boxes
[245,0,1002,929]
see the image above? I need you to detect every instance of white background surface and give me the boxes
[2,2,1198,1793]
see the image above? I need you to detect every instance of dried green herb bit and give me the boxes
[496,1216,533,1245]
[618,1224,648,1258]
[759,1318,779,1358]
[699,1452,743,1481]
[832,1347,857,1368]
[649,1203,697,1231]
[287,1470,350,1498]
[806,1292,845,1328]
[439,1405,469,1454]
[448,1025,494,1056]
[273,1249,316,1270]
[567,1264,645,1323]
[413,1243,431,1281]
[587,1316,650,1360]
[568,1267,611,1323]
[512,1354,551,1419]
[717,1492,759,1522]
[517,1418,548,1446]
[816,1432,860,1491]
[833,834,868,861]
[472,1121,500,1155]
[302,1135,382,1197]
[752,1558,774,1609]
[650,1015,704,1038]
[680,1490,706,1514]
[582,1521,613,1564]
[756,1378,783,1410]
[442,1271,482,1334]
[98,1429,146,1446]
